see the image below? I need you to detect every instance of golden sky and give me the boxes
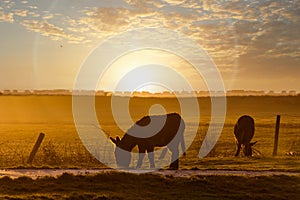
[0,0,299,92]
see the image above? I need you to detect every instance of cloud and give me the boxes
[0,11,14,23]
[13,9,28,17]
[21,20,65,37]
[42,13,54,20]
[20,20,85,43]
[27,11,40,18]
[76,3,163,41]
[192,1,299,59]
[80,0,299,75]
[56,0,300,70]
[163,0,186,6]
[2,0,298,79]
[81,7,130,32]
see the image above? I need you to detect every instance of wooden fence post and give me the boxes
[273,115,281,156]
[27,133,45,164]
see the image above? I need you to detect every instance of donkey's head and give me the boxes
[110,136,131,168]
[243,141,257,157]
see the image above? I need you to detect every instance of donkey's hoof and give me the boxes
[167,167,178,170]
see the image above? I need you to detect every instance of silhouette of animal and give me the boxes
[110,113,186,169]
[234,115,257,157]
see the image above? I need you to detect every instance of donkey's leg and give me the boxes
[147,148,155,168]
[235,142,241,157]
[159,148,168,160]
[169,148,179,170]
[136,148,146,168]
[180,133,186,156]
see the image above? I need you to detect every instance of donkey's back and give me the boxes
[234,115,254,144]
[234,115,255,156]
[129,113,184,147]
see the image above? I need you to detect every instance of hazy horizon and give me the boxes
[1,88,299,96]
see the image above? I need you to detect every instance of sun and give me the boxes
[136,85,171,93]
[96,49,207,93]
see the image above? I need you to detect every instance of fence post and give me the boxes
[27,133,45,164]
[273,115,281,156]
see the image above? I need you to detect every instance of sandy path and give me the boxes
[0,169,299,179]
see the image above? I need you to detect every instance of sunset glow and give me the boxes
[0,2,299,197]
[97,49,207,93]
[0,0,299,92]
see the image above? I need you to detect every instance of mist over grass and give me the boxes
[0,96,299,170]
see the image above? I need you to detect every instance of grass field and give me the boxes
[0,95,299,199]
[0,95,299,170]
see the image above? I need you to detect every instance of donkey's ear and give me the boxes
[250,141,258,146]
[110,136,121,146]
[110,137,117,145]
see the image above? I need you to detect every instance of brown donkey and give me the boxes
[110,113,186,169]
[234,115,257,157]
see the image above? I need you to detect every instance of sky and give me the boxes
[0,0,299,92]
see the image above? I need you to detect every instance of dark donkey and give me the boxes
[110,113,186,169]
[234,115,257,157]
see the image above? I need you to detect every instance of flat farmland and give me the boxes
[0,95,299,170]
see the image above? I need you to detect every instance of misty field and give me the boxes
[0,95,299,170]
